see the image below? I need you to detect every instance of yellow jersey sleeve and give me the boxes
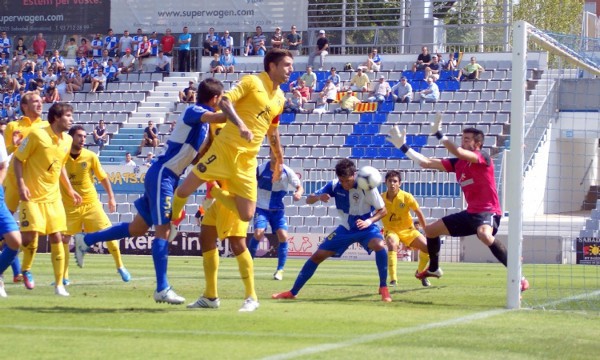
[63,149,103,206]
[91,150,108,182]
[4,121,18,155]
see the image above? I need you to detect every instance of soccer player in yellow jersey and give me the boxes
[61,125,130,284]
[171,49,292,311]
[3,92,49,289]
[14,102,82,296]
[380,170,431,287]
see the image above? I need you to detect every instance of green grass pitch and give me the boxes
[1,255,599,359]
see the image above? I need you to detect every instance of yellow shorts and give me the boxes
[191,139,258,201]
[64,202,112,235]
[202,200,248,239]
[19,200,67,234]
[385,228,422,247]
[4,176,20,213]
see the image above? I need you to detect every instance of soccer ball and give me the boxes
[356,166,382,191]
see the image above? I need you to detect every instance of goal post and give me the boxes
[508,21,600,310]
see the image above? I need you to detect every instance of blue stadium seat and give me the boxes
[374,113,387,124]
[354,124,367,134]
[358,135,372,146]
[378,147,392,158]
[372,135,386,146]
[364,147,378,158]
[315,71,328,81]
[280,83,291,92]
[359,113,375,123]
[345,135,360,146]
[352,147,365,158]
[280,112,296,124]
[377,101,394,113]
[411,80,427,91]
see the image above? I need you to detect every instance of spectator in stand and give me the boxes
[348,68,370,92]
[105,58,120,82]
[219,48,236,73]
[91,33,104,58]
[90,67,107,93]
[155,50,170,74]
[99,49,111,68]
[160,29,175,57]
[119,48,136,74]
[286,25,302,56]
[178,26,192,72]
[419,76,440,103]
[391,76,413,103]
[43,68,58,87]
[42,80,60,103]
[66,67,83,93]
[121,152,136,166]
[143,152,154,167]
[254,39,267,56]
[443,53,457,71]
[0,31,11,57]
[320,78,338,104]
[32,33,47,60]
[86,51,97,69]
[294,78,310,103]
[411,46,431,72]
[359,48,382,73]
[334,90,361,114]
[74,49,86,66]
[424,54,441,81]
[252,26,267,53]
[271,27,284,49]
[93,119,108,149]
[178,80,196,103]
[77,58,91,82]
[243,36,254,56]
[105,29,118,57]
[367,75,391,103]
[14,70,26,92]
[219,30,234,55]
[136,35,152,71]
[132,28,144,53]
[12,38,27,73]
[118,30,133,56]
[55,69,68,96]
[0,52,9,69]
[209,53,223,73]
[458,56,485,81]
[138,120,159,154]
[284,89,309,114]
[300,66,317,93]
[203,27,220,56]
[149,32,160,56]
[327,67,341,90]
[78,38,91,56]
[308,30,328,71]
[51,49,65,72]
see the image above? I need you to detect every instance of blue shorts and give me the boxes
[0,187,19,235]
[319,225,383,256]
[253,208,288,232]
[135,164,179,227]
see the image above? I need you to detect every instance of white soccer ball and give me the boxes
[356,166,382,191]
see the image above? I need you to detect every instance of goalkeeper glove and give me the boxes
[431,112,448,141]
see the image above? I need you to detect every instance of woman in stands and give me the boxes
[136,35,152,72]
[43,80,60,103]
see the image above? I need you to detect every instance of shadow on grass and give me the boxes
[10,306,169,314]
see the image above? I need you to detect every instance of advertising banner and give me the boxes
[0,1,110,34]
[96,164,148,194]
[576,237,600,265]
[110,0,308,33]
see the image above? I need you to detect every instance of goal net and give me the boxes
[507,21,600,310]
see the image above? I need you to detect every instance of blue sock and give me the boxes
[0,246,19,275]
[10,255,21,277]
[152,238,169,292]
[277,241,288,271]
[248,237,260,258]
[291,259,318,296]
[375,248,388,287]
[84,222,130,246]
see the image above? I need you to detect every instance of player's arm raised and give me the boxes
[218,96,252,142]
[430,112,478,163]
[200,110,227,124]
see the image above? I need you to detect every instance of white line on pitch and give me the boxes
[260,309,509,360]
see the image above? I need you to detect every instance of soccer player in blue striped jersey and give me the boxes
[272,158,393,302]
[75,78,227,304]
[249,150,303,280]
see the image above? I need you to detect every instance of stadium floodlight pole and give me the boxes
[506,20,527,309]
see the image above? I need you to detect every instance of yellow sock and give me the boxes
[388,251,397,282]
[210,186,238,215]
[63,243,70,280]
[417,250,430,273]
[203,248,219,299]
[21,233,39,272]
[236,249,256,300]
[171,193,188,221]
[50,243,65,286]
[107,240,124,269]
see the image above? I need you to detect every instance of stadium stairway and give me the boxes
[98,127,145,164]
